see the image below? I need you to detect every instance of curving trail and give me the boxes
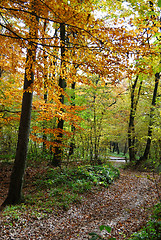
[0,168,160,240]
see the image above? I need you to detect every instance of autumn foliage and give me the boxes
[0,0,161,205]
[0,0,154,149]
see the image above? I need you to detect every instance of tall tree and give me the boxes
[128,75,143,162]
[138,72,160,163]
[2,0,39,206]
[52,22,66,167]
[0,0,149,206]
[42,19,48,153]
[68,81,76,158]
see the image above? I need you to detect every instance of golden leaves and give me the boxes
[1,0,160,152]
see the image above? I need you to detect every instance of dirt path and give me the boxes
[0,169,160,240]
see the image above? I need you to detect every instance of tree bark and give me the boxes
[2,2,38,206]
[52,23,66,167]
[138,72,160,163]
[42,20,48,153]
[68,82,76,157]
[128,75,142,161]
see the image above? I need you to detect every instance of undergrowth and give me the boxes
[89,203,161,240]
[129,203,161,240]
[2,163,119,221]
[31,164,119,210]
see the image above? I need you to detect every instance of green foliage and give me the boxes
[142,157,161,172]
[129,203,161,240]
[27,149,54,167]
[0,153,15,162]
[2,204,28,225]
[2,164,119,221]
[130,221,161,240]
[88,204,161,240]
[31,164,119,210]
[0,125,18,157]
[158,0,161,8]
[89,225,116,240]
[152,203,161,220]
[41,164,120,189]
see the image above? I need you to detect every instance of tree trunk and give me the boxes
[52,23,66,167]
[42,20,48,153]
[90,126,93,165]
[2,3,38,206]
[124,141,128,155]
[93,79,102,165]
[128,75,142,161]
[68,82,76,158]
[138,73,160,163]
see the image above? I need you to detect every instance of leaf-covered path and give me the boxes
[0,168,160,240]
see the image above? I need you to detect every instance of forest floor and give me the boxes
[0,161,160,240]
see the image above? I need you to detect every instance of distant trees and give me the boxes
[125,0,161,163]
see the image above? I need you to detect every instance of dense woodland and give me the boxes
[0,0,161,239]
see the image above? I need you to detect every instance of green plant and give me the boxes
[0,153,15,162]
[2,204,27,225]
[152,203,161,219]
[129,203,161,240]
[89,225,116,240]
[2,163,119,219]
[26,164,120,211]
[88,204,161,240]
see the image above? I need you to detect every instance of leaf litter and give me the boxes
[0,163,160,240]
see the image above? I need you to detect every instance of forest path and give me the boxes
[109,156,127,161]
[109,156,128,167]
[0,167,160,240]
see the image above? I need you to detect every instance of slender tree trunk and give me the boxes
[128,75,142,161]
[52,23,66,167]
[42,20,48,153]
[124,141,128,155]
[2,2,38,206]
[93,98,97,164]
[90,126,93,165]
[138,73,160,163]
[136,1,160,164]
[80,133,85,159]
[68,82,76,158]
[92,79,102,165]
